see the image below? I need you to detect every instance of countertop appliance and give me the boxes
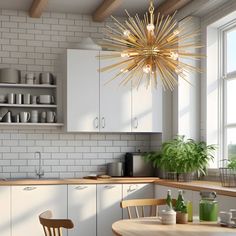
[107,162,124,177]
[124,152,154,177]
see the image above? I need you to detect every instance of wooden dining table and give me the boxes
[112,217,236,236]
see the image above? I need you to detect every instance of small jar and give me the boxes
[161,210,176,225]
[199,191,218,221]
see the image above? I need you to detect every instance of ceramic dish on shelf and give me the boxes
[0,94,6,103]
[0,68,20,84]
[0,108,8,121]
[39,72,54,85]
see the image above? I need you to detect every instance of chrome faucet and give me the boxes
[35,151,44,179]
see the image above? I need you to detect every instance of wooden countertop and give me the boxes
[0,177,235,197]
[155,180,236,197]
[0,177,159,186]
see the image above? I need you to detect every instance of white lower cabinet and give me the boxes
[12,185,67,236]
[123,184,154,218]
[97,184,122,236]
[68,185,96,236]
[0,186,11,236]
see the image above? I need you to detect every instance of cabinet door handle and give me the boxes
[128,184,138,192]
[134,117,138,129]
[75,186,88,190]
[101,117,105,128]
[104,185,115,189]
[94,117,99,129]
[23,186,37,191]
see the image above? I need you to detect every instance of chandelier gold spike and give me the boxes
[99,0,202,90]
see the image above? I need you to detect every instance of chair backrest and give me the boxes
[39,210,74,236]
[120,198,176,219]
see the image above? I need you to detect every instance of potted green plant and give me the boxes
[144,135,216,181]
[175,190,188,224]
[227,157,236,170]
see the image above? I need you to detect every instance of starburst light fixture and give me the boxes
[100,0,202,90]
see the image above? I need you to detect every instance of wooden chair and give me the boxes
[39,210,74,236]
[120,198,176,219]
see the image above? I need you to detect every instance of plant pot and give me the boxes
[177,172,195,182]
[176,212,188,224]
[154,167,166,179]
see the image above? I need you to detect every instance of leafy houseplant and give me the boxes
[227,157,236,170]
[144,135,216,181]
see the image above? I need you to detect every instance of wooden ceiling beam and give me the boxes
[29,0,48,18]
[158,0,192,16]
[93,0,122,22]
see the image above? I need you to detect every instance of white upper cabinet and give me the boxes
[65,49,100,132]
[132,82,162,132]
[68,185,97,236]
[100,52,132,132]
[0,186,11,236]
[62,49,162,133]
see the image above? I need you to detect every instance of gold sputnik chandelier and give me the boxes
[100,0,202,90]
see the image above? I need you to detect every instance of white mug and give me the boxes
[219,211,232,224]
[31,96,37,104]
[30,110,38,123]
[46,111,56,123]
[20,112,30,123]
[40,111,46,123]
[230,209,236,218]
[37,95,55,104]
[8,93,15,104]
[23,94,31,105]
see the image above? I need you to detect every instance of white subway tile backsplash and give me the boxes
[2,32,17,38]
[2,21,18,28]
[27,40,43,47]
[68,153,83,159]
[105,147,120,152]
[18,22,34,29]
[3,166,19,172]
[59,19,74,25]
[91,147,106,153]
[52,165,67,172]
[11,147,27,153]
[10,16,26,22]
[75,147,91,153]
[0,9,162,178]
[11,160,27,166]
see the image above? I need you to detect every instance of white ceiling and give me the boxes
[0,0,165,16]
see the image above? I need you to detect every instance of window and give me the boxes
[221,25,236,161]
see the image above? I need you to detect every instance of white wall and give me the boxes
[172,17,201,140]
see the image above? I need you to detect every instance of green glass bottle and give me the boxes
[166,190,173,210]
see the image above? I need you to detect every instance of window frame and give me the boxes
[219,21,236,165]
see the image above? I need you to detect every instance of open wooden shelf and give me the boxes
[0,104,57,108]
[0,83,57,88]
[0,123,64,127]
